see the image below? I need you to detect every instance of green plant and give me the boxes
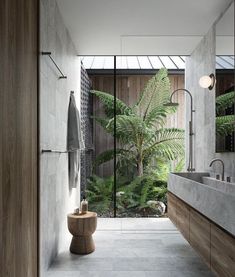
[86,159,184,216]
[86,175,114,215]
[92,68,185,177]
[216,115,235,136]
[216,91,235,136]
[116,158,185,215]
[216,91,234,114]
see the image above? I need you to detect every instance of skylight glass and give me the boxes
[81,56,94,68]
[220,56,234,67]
[217,56,233,69]
[103,56,114,69]
[126,56,139,69]
[216,63,224,69]
[116,56,127,69]
[159,56,177,69]
[170,56,185,69]
[137,56,152,69]
[91,56,105,69]
[148,56,164,69]
[81,56,234,70]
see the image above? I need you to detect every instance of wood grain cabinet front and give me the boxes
[211,224,235,277]
[167,192,178,226]
[168,192,235,276]
[168,192,190,240]
[189,209,211,268]
[177,198,190,241]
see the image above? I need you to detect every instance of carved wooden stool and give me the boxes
[67,211,97,254]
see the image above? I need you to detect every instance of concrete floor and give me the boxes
[47,218,214,277]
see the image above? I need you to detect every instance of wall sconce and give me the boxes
[199,73,216,90]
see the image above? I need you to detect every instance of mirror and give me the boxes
[215,2,235,152]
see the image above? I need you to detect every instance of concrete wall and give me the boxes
[185,26,235,180]
[40,0,81,274]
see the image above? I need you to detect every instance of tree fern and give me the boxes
[143,128,185,158]
[216,91,235,114]
[94,148,131,167]
[91,116,110,131]
[91,90,133,118]
[107,115,152,144]
[216,115,235,136]
[150,140,185,160]
[134,68,171,119]
[215,91,235,136]
[92,69,185,177]
[144,105,177,127]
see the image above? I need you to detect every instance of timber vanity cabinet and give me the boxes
[168,192,235,276]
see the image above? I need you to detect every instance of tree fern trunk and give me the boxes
[137,160,144,176]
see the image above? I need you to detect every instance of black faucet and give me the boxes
[209,158,225,181]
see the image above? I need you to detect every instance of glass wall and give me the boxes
[82,56,186,217]
[85,56,115,217]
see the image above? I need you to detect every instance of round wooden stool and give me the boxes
[67,211,97,254]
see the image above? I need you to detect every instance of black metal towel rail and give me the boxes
[41,149,74,154]
[41,52,67,79]
[41,148,94,154]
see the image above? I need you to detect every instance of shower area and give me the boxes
[80,55,186,218]
[39,4,186,275]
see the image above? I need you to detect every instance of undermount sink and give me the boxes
[171,172,235,195]
[202,176,235,196]
[173,172,209,184]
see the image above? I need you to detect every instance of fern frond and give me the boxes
[151,140,185,160]
[94,148,131,166]
[173,157,185,172]
[91,90,133,118]
[154,128,185,143]
[144,128,185,160]
[144,106,177,127]
[216,115,235,136]
[107,115,152,144]
[216,91,235,114]
[140,181,150,206]
[135,68,171,119]
[91,116,110,130]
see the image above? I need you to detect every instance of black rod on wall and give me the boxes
[41,149,93,154]
[113,56,117,217]
[41,149,74,153]
[41,52,67,79]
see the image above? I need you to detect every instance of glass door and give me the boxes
[84,56,115,217]
[82,55,185,217]
[115,56,155,217]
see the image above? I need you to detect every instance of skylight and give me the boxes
[80,56,234,70]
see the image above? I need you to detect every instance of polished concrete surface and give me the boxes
[47,218,214,277]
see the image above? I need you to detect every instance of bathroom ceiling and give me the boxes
[56,0,233,55]
[216,2,234,55]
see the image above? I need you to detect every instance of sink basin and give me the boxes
[202,176,235,196]
[173,172,210,184]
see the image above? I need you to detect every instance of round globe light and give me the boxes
[199,75,212,88]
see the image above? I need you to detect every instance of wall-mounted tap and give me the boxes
[209,158,225,181]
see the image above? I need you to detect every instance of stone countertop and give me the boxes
[168,172,235,237]
[202,176,235,196]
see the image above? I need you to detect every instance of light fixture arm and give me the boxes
[169,88,195,172]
